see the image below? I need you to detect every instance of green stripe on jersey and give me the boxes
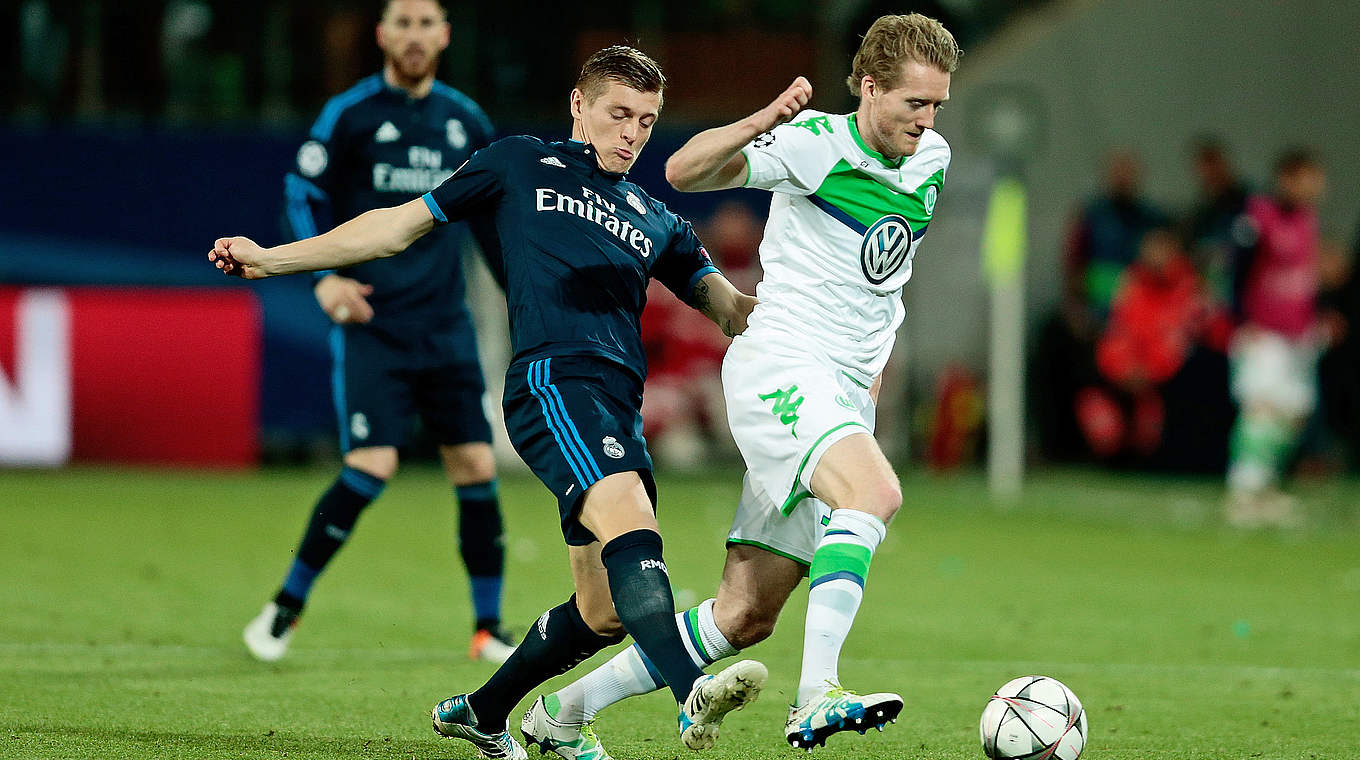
[813,159,944,230]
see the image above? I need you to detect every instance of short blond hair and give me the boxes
[576,45,667,108]
[846,14,960,96]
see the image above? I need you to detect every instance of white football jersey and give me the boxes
[739,109,949,384]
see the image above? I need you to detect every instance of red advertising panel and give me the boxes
[0,287,260,467]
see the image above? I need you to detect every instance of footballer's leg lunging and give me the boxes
[243,464,385,662]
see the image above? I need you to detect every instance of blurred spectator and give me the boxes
[1076,227,1230,463]
[1065,149,1170,324]
[1032,149,1169,462]
[1224,149,1327,527]
[641,201,763,468]
[1308,237,1360,470]
[1183,136,1253,307]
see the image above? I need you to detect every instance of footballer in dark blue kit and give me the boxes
[212,45,768,757]
[242,0,517,667]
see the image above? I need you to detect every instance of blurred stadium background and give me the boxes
[2,2,1359,758]
[3,0,1359,472]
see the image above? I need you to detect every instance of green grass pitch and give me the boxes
[2,465,1357,759]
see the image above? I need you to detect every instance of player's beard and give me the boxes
[393,46,435,82]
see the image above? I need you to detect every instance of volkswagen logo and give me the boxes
[860,215,913,285]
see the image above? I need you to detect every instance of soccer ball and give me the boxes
[979,675,1087,760]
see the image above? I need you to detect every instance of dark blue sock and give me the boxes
[273,466,384,611]
[601,529,704,703]
[469,595,621,730]
[456,480,505,631]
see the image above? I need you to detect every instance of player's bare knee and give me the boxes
[841,477,901,522]
[440,444,495,483]
[579,607,625,638]
[344,447,398,480]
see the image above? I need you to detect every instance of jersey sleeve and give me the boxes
[651,216,720,302]
[422,138,514,225]
[282,98,351,242]
[738,115,836,196]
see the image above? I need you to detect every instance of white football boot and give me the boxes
[242,602,298,662]
[520,696,612,760]
[677,659,768,750]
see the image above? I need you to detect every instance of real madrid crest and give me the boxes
[602,436,626,459]
[625,192,647,215]
[446,119,467,149]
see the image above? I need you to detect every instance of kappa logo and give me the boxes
[860,214,914,285]
[759,385,805,438]
[375,121,401,143]
[640,558,669,575]
[540,156,566,168]
[536,609,551,640]
[297,140,328,178]
[602,435,625,459]
[350,412,370,441]
[625,192,647,215]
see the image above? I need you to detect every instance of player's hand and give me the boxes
[208,237,269,279]
[314,274,375,324]
[753,76,812,132]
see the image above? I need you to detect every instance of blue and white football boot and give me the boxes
[784,685,902,750]
[677,659,768,750]
[432,694,528,759]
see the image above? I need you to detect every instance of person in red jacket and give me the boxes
[1078,226,1228,459]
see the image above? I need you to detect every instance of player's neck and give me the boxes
[383,64,435,100]
[851,107,901,163]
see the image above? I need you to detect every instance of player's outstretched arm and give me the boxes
[208,198,436,279]
[665,76,811,193]
[688,272,758,337]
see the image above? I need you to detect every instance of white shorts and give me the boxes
[1229,329,1318,417]
[721,333,876,514]
[726,471,831,566]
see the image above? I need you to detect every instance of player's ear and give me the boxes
[569,88,585,119]
[860,75,877,102]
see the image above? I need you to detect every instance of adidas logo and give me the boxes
[375,121,401,143]
[540,156,566,168]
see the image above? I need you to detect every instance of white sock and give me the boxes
[798,508,885,706]
[551,598,737,723]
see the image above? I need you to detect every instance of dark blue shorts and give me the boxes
[503,355,656,546]
[330,323,492,452]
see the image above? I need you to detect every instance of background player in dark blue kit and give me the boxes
[213,45,767,759]
[242,0,516,666]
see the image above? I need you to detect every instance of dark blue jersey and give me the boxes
[283,74,494,332]
[422,137,719,381]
